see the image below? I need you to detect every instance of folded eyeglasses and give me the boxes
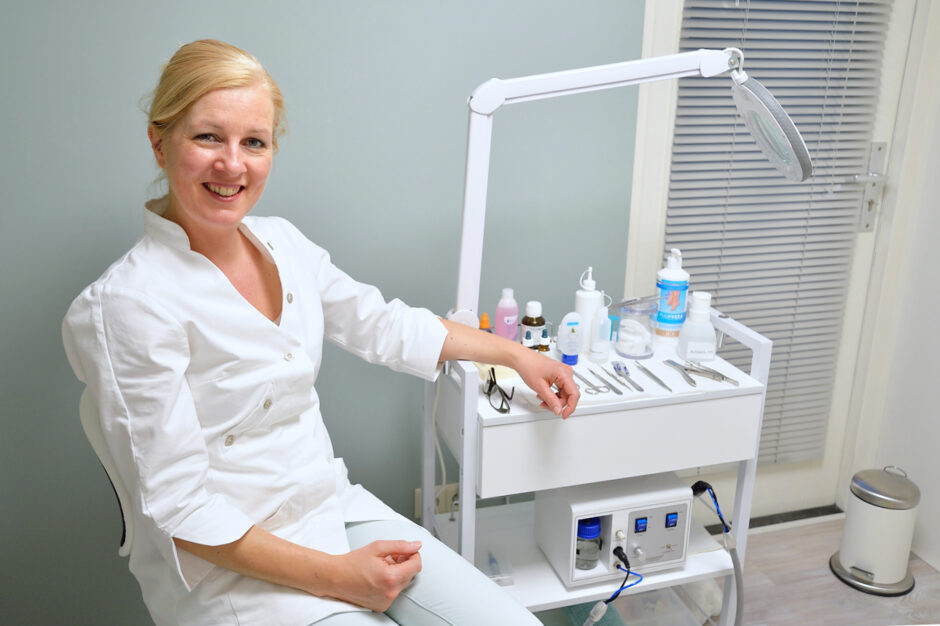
[484,367,514,414]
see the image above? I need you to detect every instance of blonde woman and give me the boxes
[62,39,578,626]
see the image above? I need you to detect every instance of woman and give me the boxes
[62,39,579,626]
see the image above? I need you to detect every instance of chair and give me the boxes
[79,391,133,557]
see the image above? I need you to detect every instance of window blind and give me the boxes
[666,0,893,463]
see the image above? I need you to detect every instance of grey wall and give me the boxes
[0,1,642,622]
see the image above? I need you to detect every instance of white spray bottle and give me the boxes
[588,299,612,363]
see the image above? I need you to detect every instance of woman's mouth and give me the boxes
[204,183,244,199]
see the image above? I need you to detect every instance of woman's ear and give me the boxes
[148,125,166,169]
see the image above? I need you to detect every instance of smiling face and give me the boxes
[150,84,275,235]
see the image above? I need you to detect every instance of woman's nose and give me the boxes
[215,143,247,174]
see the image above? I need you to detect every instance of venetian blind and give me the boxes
[666,0,893,463]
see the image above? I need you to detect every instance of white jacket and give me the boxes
[62,197,447,625]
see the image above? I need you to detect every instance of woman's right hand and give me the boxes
[329,540,423,612]
[174,528,422,613]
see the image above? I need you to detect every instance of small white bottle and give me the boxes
[678,291,717,362]
[588,304,612,363]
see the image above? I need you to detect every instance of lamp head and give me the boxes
[728,62,813,182]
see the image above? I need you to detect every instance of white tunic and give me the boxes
[62,197,448,625]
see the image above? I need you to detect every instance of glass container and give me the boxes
[616,299,657,359]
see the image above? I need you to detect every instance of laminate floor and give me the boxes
[736,516,940,625]
[536,515,940,625]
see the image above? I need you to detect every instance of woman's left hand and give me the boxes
[512,348,580,419]
[439,318,580,419]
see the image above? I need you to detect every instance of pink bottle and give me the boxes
[494,288,519,340]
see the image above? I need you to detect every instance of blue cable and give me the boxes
[708,487,730,533]
[605,566,643,603]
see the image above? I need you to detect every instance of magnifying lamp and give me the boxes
[451,48,812,324]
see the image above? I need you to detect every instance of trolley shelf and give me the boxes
[433,501,731,612]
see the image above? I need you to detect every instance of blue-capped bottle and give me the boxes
[655,248,689,342]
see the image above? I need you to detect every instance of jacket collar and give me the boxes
[144,195,192,250]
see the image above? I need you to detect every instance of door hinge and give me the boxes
[855,142,887,232]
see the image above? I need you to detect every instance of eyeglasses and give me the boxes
[484,367,514,414]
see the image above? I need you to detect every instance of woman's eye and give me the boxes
[195,133,218,142]
[245,138,267,149]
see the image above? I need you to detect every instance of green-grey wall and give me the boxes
[0,1,642,622]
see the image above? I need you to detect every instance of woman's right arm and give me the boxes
[173,528,422,612]
[64,285,418,610]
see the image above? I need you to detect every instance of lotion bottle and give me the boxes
[556,312,582,365]
[678,291,717,361]
[575,267,603,354]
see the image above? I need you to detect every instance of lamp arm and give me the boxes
[469,49,732,115]
[452,49,735,324]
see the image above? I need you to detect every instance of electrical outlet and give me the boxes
[414,483,460,519]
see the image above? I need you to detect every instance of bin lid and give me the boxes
[851,467,920,510]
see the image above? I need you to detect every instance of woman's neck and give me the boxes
[163,203,247,266]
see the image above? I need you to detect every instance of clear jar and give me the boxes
[575,517,602,570]
[616,300,656,359]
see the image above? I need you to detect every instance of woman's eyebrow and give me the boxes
[190,120,272,136]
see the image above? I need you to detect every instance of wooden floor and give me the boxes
[735,516,940,625]
[536,515,940,625]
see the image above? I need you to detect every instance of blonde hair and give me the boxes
[147,39,286,150]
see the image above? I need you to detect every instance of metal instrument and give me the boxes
[632,360,672,392]
[586,368,623,395]
[610,362,644,392]
[573,370,610,395]
[681,360,739,386]
[664,359,697,387]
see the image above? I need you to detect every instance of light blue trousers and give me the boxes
[313,519,540,625]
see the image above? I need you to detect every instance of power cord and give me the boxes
[692,481,743,626]
[431,380,446,516]
[581,547,644,626]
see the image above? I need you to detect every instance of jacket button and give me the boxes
[224,435,235,447]
[263,398,273,410]
[286,292,293,304]
[284,352,293,362]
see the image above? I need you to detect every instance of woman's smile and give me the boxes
[204,183,245,199]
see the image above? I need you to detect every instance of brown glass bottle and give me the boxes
[520,301,546,351]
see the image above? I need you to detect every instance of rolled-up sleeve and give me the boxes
[63,285,254,590]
